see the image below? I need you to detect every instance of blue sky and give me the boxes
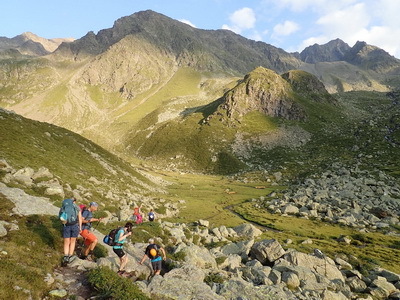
[1,0,399,58]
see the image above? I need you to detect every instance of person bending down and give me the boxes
[80,202,103,261]
[139,238,166,276]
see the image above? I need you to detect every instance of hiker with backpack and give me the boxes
[139,238,166,276]
[148,209,155,222]
[113,222,133,276]
[59,197,83,266]
[80,202,103,261]
[133,204,143,224]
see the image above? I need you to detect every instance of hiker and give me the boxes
[60,197,83,265]
[113,222,133,276]
[148,209,155,222]
[133,205,143,224]
[80,202,102,261]
[139,238,166,276]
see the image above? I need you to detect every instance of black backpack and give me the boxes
[103,227,121,246]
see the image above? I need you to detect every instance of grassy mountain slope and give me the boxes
[0,108,165,206]
[126,67,400,179]
[125,67,337,174]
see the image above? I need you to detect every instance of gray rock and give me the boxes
[282,204,299,215]
[198,219,209,227]
[368,277,397,299]
[181,244,217,269]
[221,243,241,256]
[218,278,297,300]
[32,167,53,180]
[268,269,281,284]
[346,276,367,293]
[321,290,348,300]
[283,250,344,282]
[233,223,262,238]
[250,239,286,265]
[147,272,223,300]
[282,271,300,289]
[378,268,400,282]
[241,265,272,285]
[0,186,59,216]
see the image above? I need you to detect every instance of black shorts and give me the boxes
[151,259,162,271]
[113,248,126,258]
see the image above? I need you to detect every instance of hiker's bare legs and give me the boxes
[120,254,128,271]
[83,239,98,257]
[68,237,77,256]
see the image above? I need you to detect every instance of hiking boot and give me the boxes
[117,270,125,276]
[68,255,77,264]
[85,255,94,262]
[61,256,69,266]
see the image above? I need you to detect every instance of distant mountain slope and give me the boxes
[126,67,337,174]
[0,32,74,56]
[300,39,400,73]
[56,10,302,75]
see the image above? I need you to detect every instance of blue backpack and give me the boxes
[59,198,79,225]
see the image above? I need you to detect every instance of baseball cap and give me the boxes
[89,202,99,207]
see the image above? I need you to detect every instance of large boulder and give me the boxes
[32,167,53,180]
[0,186,59,216]
[283,250,344,282]
[145,265,223,300]
[181,244,217,269]
[218,278,298,299]
[233,223,262,238]
[250,239,285,265]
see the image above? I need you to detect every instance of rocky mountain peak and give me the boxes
[344,40,400,72]
[299,38,351,63]
[219,67,305,122]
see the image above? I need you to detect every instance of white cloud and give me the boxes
[223,7,256,34]
[273,20,299,37]
[179,19,197,28]
[316,2,369,41]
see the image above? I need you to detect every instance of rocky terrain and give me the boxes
[256,163,400,230]
[1,176,399,299]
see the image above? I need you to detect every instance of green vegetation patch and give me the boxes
[87,267,149,300]
[0,196,63,300]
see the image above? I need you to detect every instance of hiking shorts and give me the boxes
[113,248,126,258]
[80,229,97,246]
[151,259,162,271]
[63,223,79,238]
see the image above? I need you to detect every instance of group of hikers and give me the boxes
[60,198,165,277]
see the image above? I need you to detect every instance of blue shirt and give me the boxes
[82,209,93,230]
[113,228,126,249]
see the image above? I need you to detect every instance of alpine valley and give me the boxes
[0,10,400,300]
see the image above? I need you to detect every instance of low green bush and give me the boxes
[204,273,225,285]
[87,267,149,300]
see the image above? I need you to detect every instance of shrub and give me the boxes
[204,273,225,286]
[215,256,227,265]
[87,267,149,300]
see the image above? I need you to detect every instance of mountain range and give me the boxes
[1,10,400,174]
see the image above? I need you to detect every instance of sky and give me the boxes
[1,0,399,58]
